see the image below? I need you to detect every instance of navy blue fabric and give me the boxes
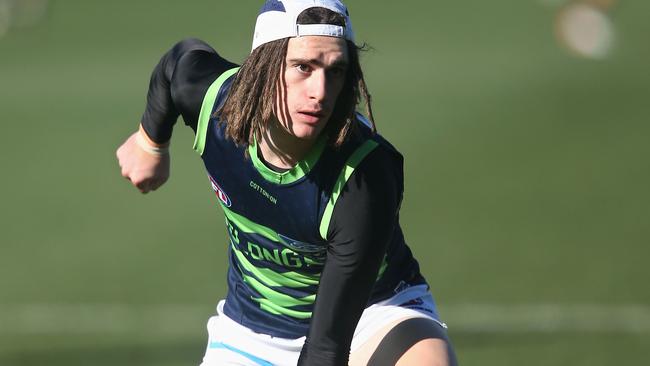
[259,0,286,14]
[200,75,424,339]
[202,88,357,338]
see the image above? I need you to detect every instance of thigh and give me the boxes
[350,316,456,366]
[349,317,408,365]
[349,286,457,366]
[395,337,456,366]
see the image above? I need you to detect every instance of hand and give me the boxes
[116,126,170,194]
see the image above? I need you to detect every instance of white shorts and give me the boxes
[199,284,446,366]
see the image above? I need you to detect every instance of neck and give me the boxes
[258,120,318,169]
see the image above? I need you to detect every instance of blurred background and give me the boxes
[1,0,649,365]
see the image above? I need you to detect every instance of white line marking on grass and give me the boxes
[0,304,207,335]
[441,304,650,334]
[1,304,649,335]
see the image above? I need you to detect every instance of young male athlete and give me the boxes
[116,1,457,365]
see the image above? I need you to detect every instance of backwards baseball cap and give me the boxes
[251,0,355,52]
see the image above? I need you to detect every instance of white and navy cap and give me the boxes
[251,0,355,52]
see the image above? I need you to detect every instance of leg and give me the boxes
[349,318,406,365]
[395,338,458,366]
[350,317,457,366]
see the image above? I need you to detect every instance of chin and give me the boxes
[293,129,322,142]
[292,122,326,141]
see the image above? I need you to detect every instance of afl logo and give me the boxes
[208,175,231,207]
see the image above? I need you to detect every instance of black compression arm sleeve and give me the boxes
[140,38,237,143]
[297,147,404,366]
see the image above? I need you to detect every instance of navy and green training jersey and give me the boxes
[140,38,426,363]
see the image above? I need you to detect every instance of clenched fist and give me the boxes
[116,125,170,194]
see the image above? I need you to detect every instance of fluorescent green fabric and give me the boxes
[248,135,327,185]
[231,243,320,288]
[193,67,239,155]
[319,140,379,240]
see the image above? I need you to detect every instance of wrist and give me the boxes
[137,125,170,156]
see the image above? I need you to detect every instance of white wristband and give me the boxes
[136,130,169,156]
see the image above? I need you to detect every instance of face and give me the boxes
[274,36,349,142]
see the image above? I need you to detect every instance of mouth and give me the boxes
[299,110,323,117]
[297,110,325,123]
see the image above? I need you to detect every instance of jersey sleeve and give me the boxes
[297,146,404,366]
[140,38,238,143]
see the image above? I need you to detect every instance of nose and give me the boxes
[307,70,327,102]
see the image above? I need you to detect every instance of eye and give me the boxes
[295,64,312,73]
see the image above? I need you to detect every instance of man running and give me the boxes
[117,1,457,365]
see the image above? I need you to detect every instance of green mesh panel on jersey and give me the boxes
[318,139,389,281]
[231,242,320,288]
[255,297,313,319]
[232,243,317,319]
[193,67,239,155]
[221,204,321,318]
[319,140,379,240]
[248,134,328,185]
[222,204,280,243]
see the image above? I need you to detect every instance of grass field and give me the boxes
[1,0,649,365]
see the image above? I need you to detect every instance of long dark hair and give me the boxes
[217,7,374,149]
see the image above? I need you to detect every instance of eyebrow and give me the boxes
[288,58,349,69]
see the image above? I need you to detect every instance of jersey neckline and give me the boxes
[248,135,327,185]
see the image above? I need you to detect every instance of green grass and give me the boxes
[1,0,649,364]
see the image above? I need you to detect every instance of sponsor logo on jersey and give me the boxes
[208,175,231,207]
[226,219,325,268]
[278,234,326,262]
[249,180,278,205]
[278,234,323,253]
